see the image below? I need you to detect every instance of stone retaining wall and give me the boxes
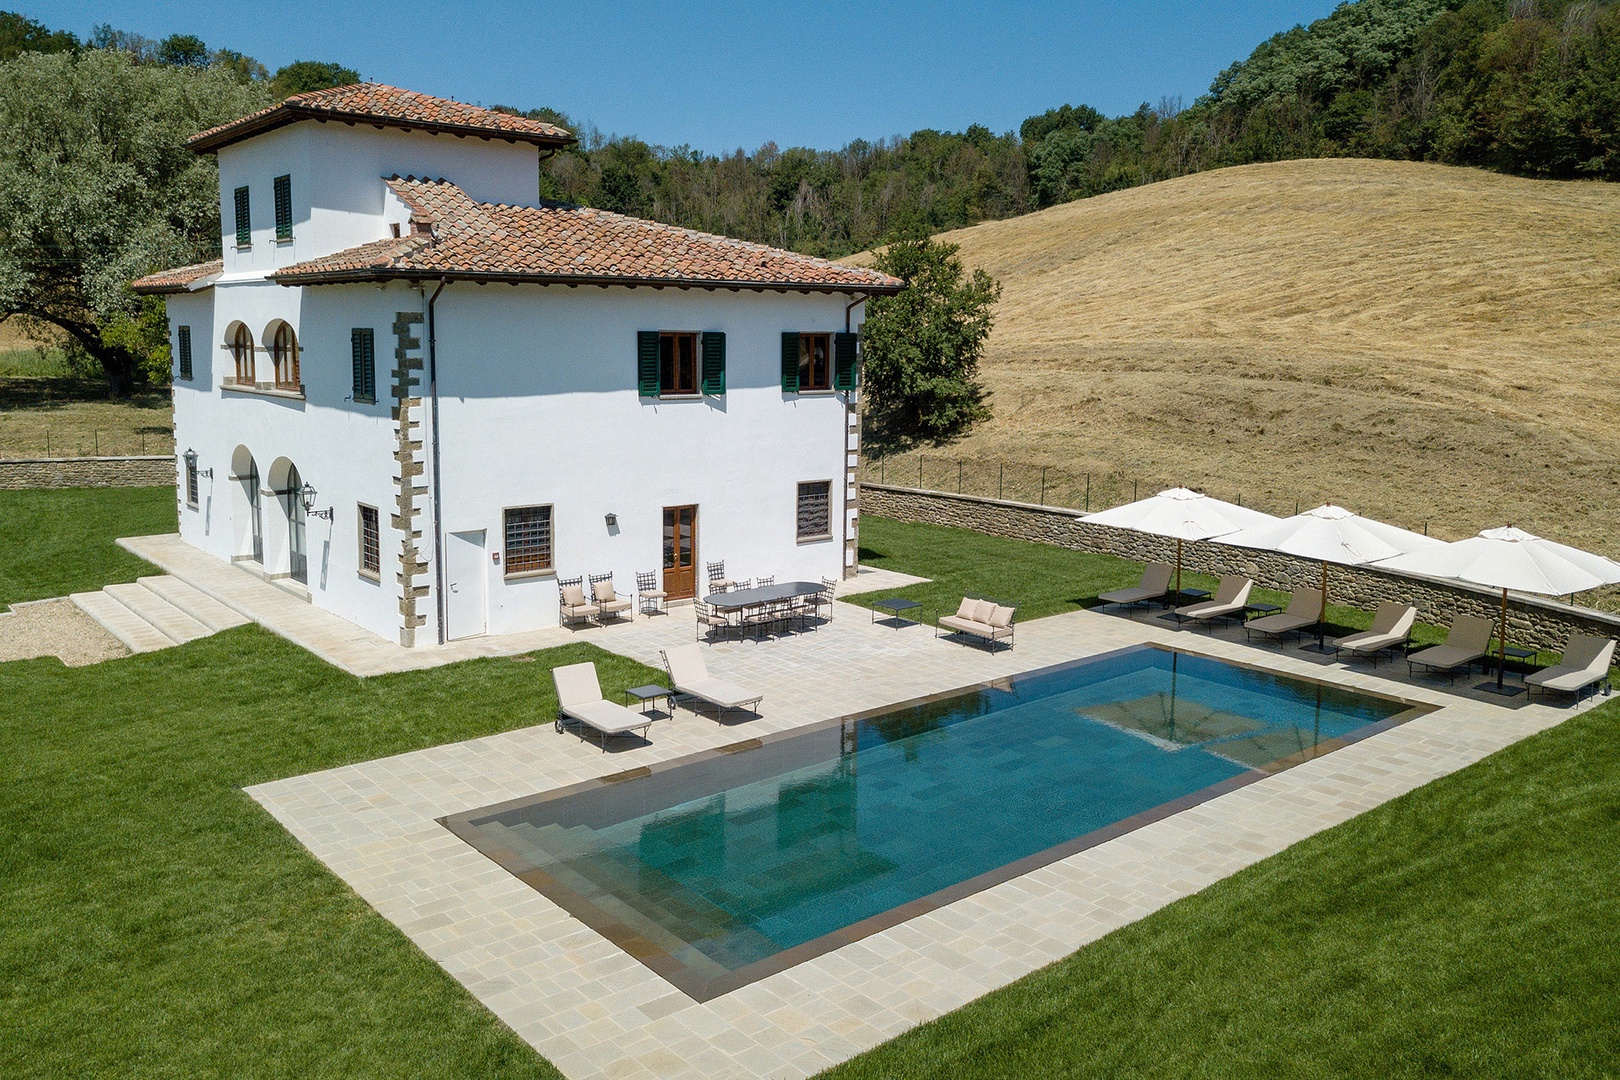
[862,483,1620,655]
[0,456,174,490]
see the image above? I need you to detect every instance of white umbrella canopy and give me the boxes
[1082,487,1280,600]
[1221,504,1445,649]
[1378,526,1620,692]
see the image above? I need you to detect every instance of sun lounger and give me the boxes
[1243,588,1323,644]
[936,596,1016,648]
[1174,575,1253,627]
[1098,562,1174,613]
[661,644,763,721]
[1406,614,1494,682]
[1526,634,1616,702]
[552,661,653,749]
[1331,602,1417,664]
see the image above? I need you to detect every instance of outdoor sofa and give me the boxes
[661,644,764,722]
[1406,614,1495,682]
[552,661,653,749]
[1174,575,1253,628]
[1525,634,1616,702]
[1098,562,1174,613]
[1331,602,1417,664]
[1243,588,1323,644]
[937,597,1016,649]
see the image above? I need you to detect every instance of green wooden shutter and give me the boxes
[177,325,193,381]
[273,175,292,241]
[780,332,800,393]
[352,328,375,401]
[234,186,250,246]
[833,332,858,390]
[700,332,726,395]
[637,331,660,396]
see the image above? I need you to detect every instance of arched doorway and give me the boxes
[281,463,307,584]
[246,459,264,562]
[231,446,263,563]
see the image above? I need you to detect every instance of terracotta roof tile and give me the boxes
[188,84,573,153]
[270,177,903,293]
[131,258,224,295]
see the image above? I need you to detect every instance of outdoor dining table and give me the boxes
[704,580,824,611]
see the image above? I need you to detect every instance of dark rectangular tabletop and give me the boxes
[705,581,823,610]
[876,597,922,612]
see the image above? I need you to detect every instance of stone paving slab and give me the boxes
[248,600,1604,1079]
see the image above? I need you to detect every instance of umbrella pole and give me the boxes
[1175,538,1184,603]
[1303,560,1332,653]
[1498,587,1508,690]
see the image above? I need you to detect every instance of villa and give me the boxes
[134,84,901,646]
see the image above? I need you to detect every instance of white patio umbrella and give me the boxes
[1377,526,1620,693]
[1221,504,1444,651]
[1082,487,1279,603]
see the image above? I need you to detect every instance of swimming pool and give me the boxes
[442,645,1429,1000]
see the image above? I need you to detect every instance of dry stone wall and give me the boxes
[862,483,1620,654]
[0,456,173,490]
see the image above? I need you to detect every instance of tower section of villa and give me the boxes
[137,85,901,647]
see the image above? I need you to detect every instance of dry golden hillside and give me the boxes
[849,158,1620,556]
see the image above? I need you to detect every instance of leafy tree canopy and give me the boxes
[860,237,1001,442]
[270,59,360,98]
[0,10,76,61]
[0,49,270,393]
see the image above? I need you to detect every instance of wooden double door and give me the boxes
[663,505,697,600]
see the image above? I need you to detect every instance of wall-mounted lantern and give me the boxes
[299,481,334,520]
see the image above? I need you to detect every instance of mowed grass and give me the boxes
[821,693,1620,1079]
[0,628,665,1078]
[0,486,176,609]
[848,159,1620,561]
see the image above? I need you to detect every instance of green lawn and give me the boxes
[0,485,175,608]
[822,694,1620,1078]
[0,629,664,1078]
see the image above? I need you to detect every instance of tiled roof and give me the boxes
[188,84,574,153]
[270,177,904,293]
[130,258,224,295]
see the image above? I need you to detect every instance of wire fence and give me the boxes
[858,451,1282,518]
[0,427,174,459]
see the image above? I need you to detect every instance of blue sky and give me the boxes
[31,1,1341,152]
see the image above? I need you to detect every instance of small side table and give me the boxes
[623,684,673,715]
[1178,588,1211,604]
[1246,602,1282,618]
[1502,646,1536,681]
[874,597,923,628]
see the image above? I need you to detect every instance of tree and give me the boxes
[270,60,359,98]
[0,10,78,61]
[156,33,209,69]
[860,237,1000,441]
[0,49,270,394]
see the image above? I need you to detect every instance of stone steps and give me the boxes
[136,576,251,633]
[104,583,213,644]
[70,590,176,654]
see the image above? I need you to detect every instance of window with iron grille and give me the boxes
[177,325,193,381]
[504,505,553,575]
[357,504,380,578]
[273,175,292,241]
[234,186,250,247]
[185,459,199,508]
[797,480,831,540]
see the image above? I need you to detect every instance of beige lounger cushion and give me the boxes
[989,605,1016,629]
[1175,577,1253,619]
[1099,562,1173,606]
[662,644,763,710]
[1408,614,1494,669]
[1526,634,1615,692]
[1247,613,1314,634]
[552,662,650,736]
[1333,603,1417,652]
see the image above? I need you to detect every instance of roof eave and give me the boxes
[189,106,577,155]
[270,267,904,294]
[132,272,221,296]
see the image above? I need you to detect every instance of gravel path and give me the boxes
[0,598,130,666]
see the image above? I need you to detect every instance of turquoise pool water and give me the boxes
[443,646,1420,999]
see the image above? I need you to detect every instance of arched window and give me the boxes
[270,324,299,390]
[230,324,255,383]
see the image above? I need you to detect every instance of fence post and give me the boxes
[1133,480,1138,501]
[998,464,1004,500]
[918,457,923,489]
[958,461,963,493]
[1085,473,1090,512]
[880,458,885,484]
[1040,466,1047,507]
[94,429,99,455]
[45,429,50,457]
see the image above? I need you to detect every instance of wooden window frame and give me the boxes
[503,504,554,579]
[270,324,300,391]
[658,331,699,397]
[357,503,381,581]
[230,324,255,383]
[796,479,833,542]
[798,332,832,392]
[177,325,193,381]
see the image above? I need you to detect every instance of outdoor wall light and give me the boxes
[604,512,618,528]
[299,482,334,521]
[182,447,213,479]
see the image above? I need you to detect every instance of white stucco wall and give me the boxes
[215,123,539,278]
[172,277,866,645]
